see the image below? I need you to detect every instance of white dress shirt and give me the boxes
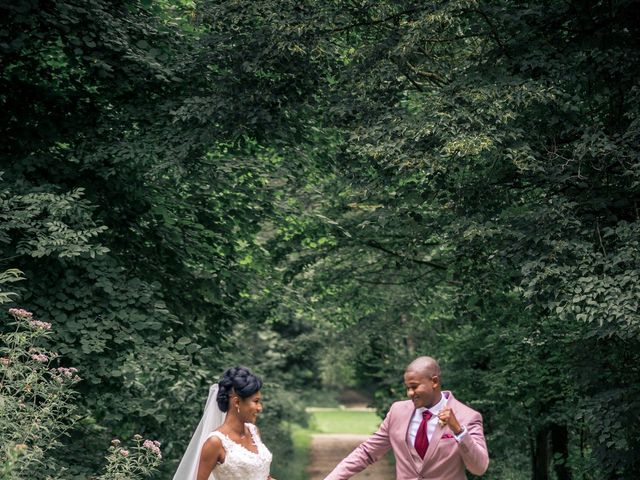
[408,392,467,445]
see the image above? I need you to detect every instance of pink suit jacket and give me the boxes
[324,391,489,480]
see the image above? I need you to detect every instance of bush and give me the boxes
[0,305,161,479]
[0,307,79,478]
[97,436,162,480]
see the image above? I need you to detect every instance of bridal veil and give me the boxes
[173,384,226,480]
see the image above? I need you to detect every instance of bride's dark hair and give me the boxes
[216,366,263,412]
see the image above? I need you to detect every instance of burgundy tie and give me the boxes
[414,410,433,459]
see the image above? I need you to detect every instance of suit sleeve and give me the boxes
[323,409,392,480]
[458,411,489,476]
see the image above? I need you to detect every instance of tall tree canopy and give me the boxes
[1,0,638,478]
[262,0,640,478]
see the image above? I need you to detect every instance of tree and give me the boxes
[263,0,640,478]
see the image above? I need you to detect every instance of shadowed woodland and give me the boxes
[1,0,639,479]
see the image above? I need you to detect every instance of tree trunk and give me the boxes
[551,424,571,480]
[533,427,550,480]
[400,314,415,356]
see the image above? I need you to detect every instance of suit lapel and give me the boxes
[422,420,444,467]
[421,391,451,469]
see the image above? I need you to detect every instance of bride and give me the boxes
[173,367,274,480]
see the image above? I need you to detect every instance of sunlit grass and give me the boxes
[309,409,382,435]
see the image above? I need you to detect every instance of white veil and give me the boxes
[173,384,226,480]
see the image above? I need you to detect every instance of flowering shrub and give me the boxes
[0,306,162,479]
[0,307,80,478]
[97,436,162,479]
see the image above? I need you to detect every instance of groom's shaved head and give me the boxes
[404,356,442,408]
[406,356,441,379]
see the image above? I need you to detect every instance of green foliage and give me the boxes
[0,305,162,480]
[259,0,640,478]
[2,0,639,478]
[2,0,318,475]
[97,437,162,480]
[1,308,80,479]
[0,270,24,305]
[282,423,314,480]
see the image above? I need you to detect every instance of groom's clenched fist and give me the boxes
[438,406,464,435]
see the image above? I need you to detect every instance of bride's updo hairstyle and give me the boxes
[216,366,263,412]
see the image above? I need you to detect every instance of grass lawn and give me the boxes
[275,409,383,479]
[309,408,383,435]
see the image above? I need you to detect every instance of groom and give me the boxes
[324,356,489,480]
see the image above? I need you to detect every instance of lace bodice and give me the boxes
[207,423,272,480]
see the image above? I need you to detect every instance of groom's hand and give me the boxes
[438,406,463,435]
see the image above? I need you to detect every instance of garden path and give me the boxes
[307,433,395,479]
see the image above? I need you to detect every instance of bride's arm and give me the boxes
[197,436,224,480]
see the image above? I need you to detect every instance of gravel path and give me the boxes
[307,433,395,480]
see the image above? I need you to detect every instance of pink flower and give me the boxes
[120,449,129,457]
[31,354,49,363]
[8,308,33,319]
[111,439,121,447]
[143,439,162,458]
[54,367,80,380]
[29,320,52,330]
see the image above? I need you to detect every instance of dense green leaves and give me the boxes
[259,0,640,478]
[1,0,311,476]
[2,0,638,478]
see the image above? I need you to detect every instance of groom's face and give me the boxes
[404,369,440,409]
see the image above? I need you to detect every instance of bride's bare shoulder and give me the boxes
[197,434,225,480]
[201,434,224,457]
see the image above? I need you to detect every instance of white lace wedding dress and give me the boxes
[206,423,272,480]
